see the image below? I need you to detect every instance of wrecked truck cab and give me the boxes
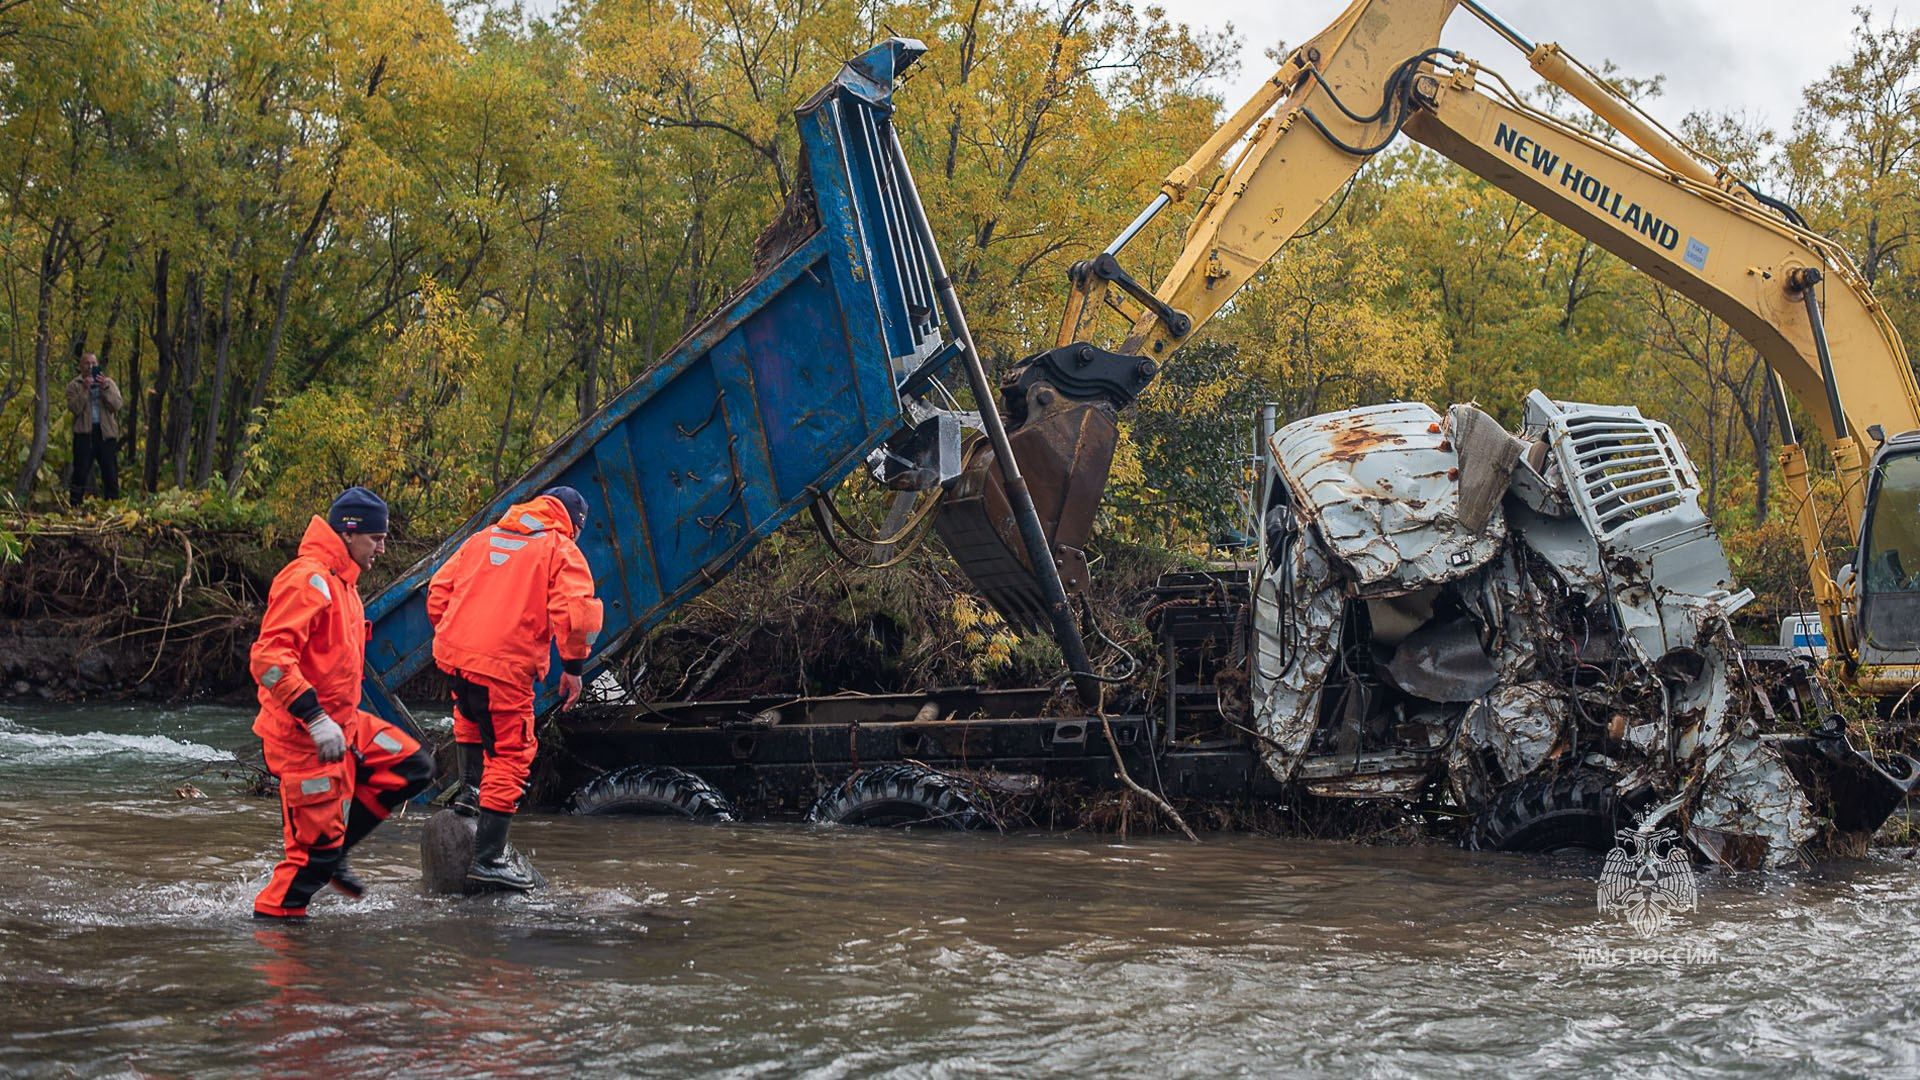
[1252,391,1916,869]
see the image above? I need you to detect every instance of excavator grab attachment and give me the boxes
[935,344,1155,626]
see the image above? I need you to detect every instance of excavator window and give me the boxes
[1863,453,1920,594]
[1860,449,1920,657]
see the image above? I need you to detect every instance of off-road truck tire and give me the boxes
[566,765,740,821]
[1468,768,1623,854]
[805,764,985,829]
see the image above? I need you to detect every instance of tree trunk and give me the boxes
[227,187,331,492]
[196,261,236,487]
[681,200,706,334]
[170,271,205,488]
[124,301,142,472]
[14,218,71,501]
[97,292,124,367]
[216,271,262,481]
[143,248,172,493]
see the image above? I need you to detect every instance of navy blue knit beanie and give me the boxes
[328,487,389,534]
[542,485,587,532]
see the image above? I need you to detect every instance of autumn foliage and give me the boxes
[1,0,1916,638]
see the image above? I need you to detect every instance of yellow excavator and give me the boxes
[936,0,1920,703]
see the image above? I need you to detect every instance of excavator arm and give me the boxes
[938,0,1920,692]
[937,0,1459,628]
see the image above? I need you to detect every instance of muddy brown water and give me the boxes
[5,703,1920,1077]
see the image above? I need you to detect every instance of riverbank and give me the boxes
[1,511,273,702]
[0,501,450,703]
[1,504,1200,706]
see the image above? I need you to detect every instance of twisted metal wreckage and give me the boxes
[1253,392,1910,868]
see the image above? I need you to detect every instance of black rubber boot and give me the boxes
[328,863,367,899]
[452,743,484,817]
[329,802,382,899]
[467,809,539,892]
[251,910,310,922]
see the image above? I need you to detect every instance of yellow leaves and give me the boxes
[894,0,1229,356]
[254,274,514,534]
[950,593,1020,679]
[950,593,988,632]
[1108,421,1145,487]
[1217,220,1446,421]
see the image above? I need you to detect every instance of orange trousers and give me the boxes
[254,710,431,917]
[446,667,537,814]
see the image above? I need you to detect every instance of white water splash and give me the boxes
[0,715,235,765]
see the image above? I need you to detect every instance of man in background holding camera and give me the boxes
[63,352,123,502]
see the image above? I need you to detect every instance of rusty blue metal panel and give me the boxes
[357,39,945,730]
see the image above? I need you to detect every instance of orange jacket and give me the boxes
[250,516,367,738]
[428,494,603,684]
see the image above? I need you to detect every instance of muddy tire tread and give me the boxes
[566,765,739,821]
[1468,768,1621,853]
[805,764,985,829]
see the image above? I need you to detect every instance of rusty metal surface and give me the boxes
[1455,682,1569,789]
[1447,403,1525,533]
[1686,735,1818,869]
[1298,749,1443,798]
[1272,401,1504,593]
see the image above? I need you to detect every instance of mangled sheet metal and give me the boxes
[1250,389,1909,869]
[1270,402,1504,594]
[1250,515,1344,779]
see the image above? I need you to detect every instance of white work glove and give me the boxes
[305,712,347,763]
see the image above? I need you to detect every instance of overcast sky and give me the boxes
[1188,1,1914,138]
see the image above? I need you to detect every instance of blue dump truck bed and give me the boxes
[356,39,958,732]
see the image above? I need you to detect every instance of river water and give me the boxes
[4,702,1920,1077]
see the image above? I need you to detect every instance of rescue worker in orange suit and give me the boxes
[249,487,434,919]
[428,485,602,891]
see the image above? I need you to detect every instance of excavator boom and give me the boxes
[937,0,1920,692]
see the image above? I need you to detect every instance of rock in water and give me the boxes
[419,808,549,895]
[420,809,477,895]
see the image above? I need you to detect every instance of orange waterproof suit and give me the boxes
[428,494,602,813]
[249,517,432,917]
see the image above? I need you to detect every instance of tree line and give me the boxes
[2,0,1916,627]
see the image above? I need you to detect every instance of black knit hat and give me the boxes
[542,485,587,532]
[328,487,389,534]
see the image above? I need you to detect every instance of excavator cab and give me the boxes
[1856,432,1920,669]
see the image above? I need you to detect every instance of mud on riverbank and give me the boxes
[0,511,1200,709]
[0,517,278,701]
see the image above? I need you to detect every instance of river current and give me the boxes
[2,702,1919,1077]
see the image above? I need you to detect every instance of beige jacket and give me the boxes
[65,374,124,438]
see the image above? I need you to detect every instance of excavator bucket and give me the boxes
[935,344,1154,628]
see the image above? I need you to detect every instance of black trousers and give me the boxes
[69,425,119,501]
